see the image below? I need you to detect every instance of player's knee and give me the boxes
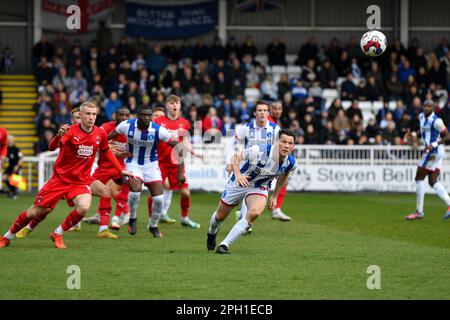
[76,204,90,215]
[246,209,261,220]
[180,188,190,198]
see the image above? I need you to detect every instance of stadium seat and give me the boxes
[358,101,373,111]
[255,54,268,66]
[336,77,346,92]
[362,110,375,125]
[271,65,287,75]
[435,89,448,108]
[322,89,339,100]
[341,100,352,110]
[287,65,302,77]
[244,88,261,103]
[372,101,384,113]
[388,101,396,110]
[286,54,297,65]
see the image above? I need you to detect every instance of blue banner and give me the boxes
[125,1,217,40]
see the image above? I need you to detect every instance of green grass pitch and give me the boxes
[0,192,449,299]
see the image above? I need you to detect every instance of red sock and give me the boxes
[181,195,190,218]
[99,197,112,227]
[29,213,47,229]
[10,211,32,234]
[114,185,130,217]
[276,186,287,209]
[148,196,153,217]
[61,209,84,232]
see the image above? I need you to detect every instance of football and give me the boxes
[360,30,387,57]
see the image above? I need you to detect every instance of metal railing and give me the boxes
[4,144,448,192]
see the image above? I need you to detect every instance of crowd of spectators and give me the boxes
[29,30,450,153]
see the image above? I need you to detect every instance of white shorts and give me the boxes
[126,161,162,184]
[418,147,444,172]
[220,181,269,207]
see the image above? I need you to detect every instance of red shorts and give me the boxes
[91,166,123,185]
[160,164,189,190]
[34,175,92,209]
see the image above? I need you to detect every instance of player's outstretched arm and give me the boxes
[49,124,71,151]
[101,148,136,180]
[108,129,119,141]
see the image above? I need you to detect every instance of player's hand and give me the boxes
[424,145,432,153]
[225,164,232,175]
[177,172,186,186]
[121,170,137,181]
[268,197,277,210]
[57,124,70,137]
[236,174,249,188]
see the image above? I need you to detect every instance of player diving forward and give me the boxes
[109,104,186,238]
[207,129,297,254]
[405,100,450,221]
[0,102,135,249]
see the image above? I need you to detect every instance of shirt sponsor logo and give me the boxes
[77,144,94,157]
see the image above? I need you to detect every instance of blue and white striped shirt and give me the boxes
[230,144,297,188]
[116,119,172,165]
[419,112,446,147]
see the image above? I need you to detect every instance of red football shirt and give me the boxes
[155,115,190,166]
[54,124,109,185]
[97,121,127,169]
[0,127,7,158]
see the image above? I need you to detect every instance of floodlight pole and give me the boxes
[33,0,42,44]
[400,0,409,46]
[218,0,227,44]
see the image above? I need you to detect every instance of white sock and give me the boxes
[416,180,425,214]
[150,194,164,227]
[433,182,450,206]
[4,231,14,240]
[162,189,173,216]
[208,211,222,235]
[99,225,108,232]
[54,225,64,235]
[220,218,252,248]
[239,199,248,220]
[128,192,141,219]
[181,216,188,223]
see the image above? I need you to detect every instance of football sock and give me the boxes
[99,225,109,232]
[57,209,84,234]
[220,217,252,248]
[433,182,450,206]
[416,180,425,213]
[180,194,190,218]
[163,189,173,216]
[150,194,164,227]
[276,186,287,209]
[128,192,141,219]
[9,211,31,235]
[99,197,112,227]
[239,199,248,220]
[114,185,130,217]
[147,196,153,217]
[208,211,222,235]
